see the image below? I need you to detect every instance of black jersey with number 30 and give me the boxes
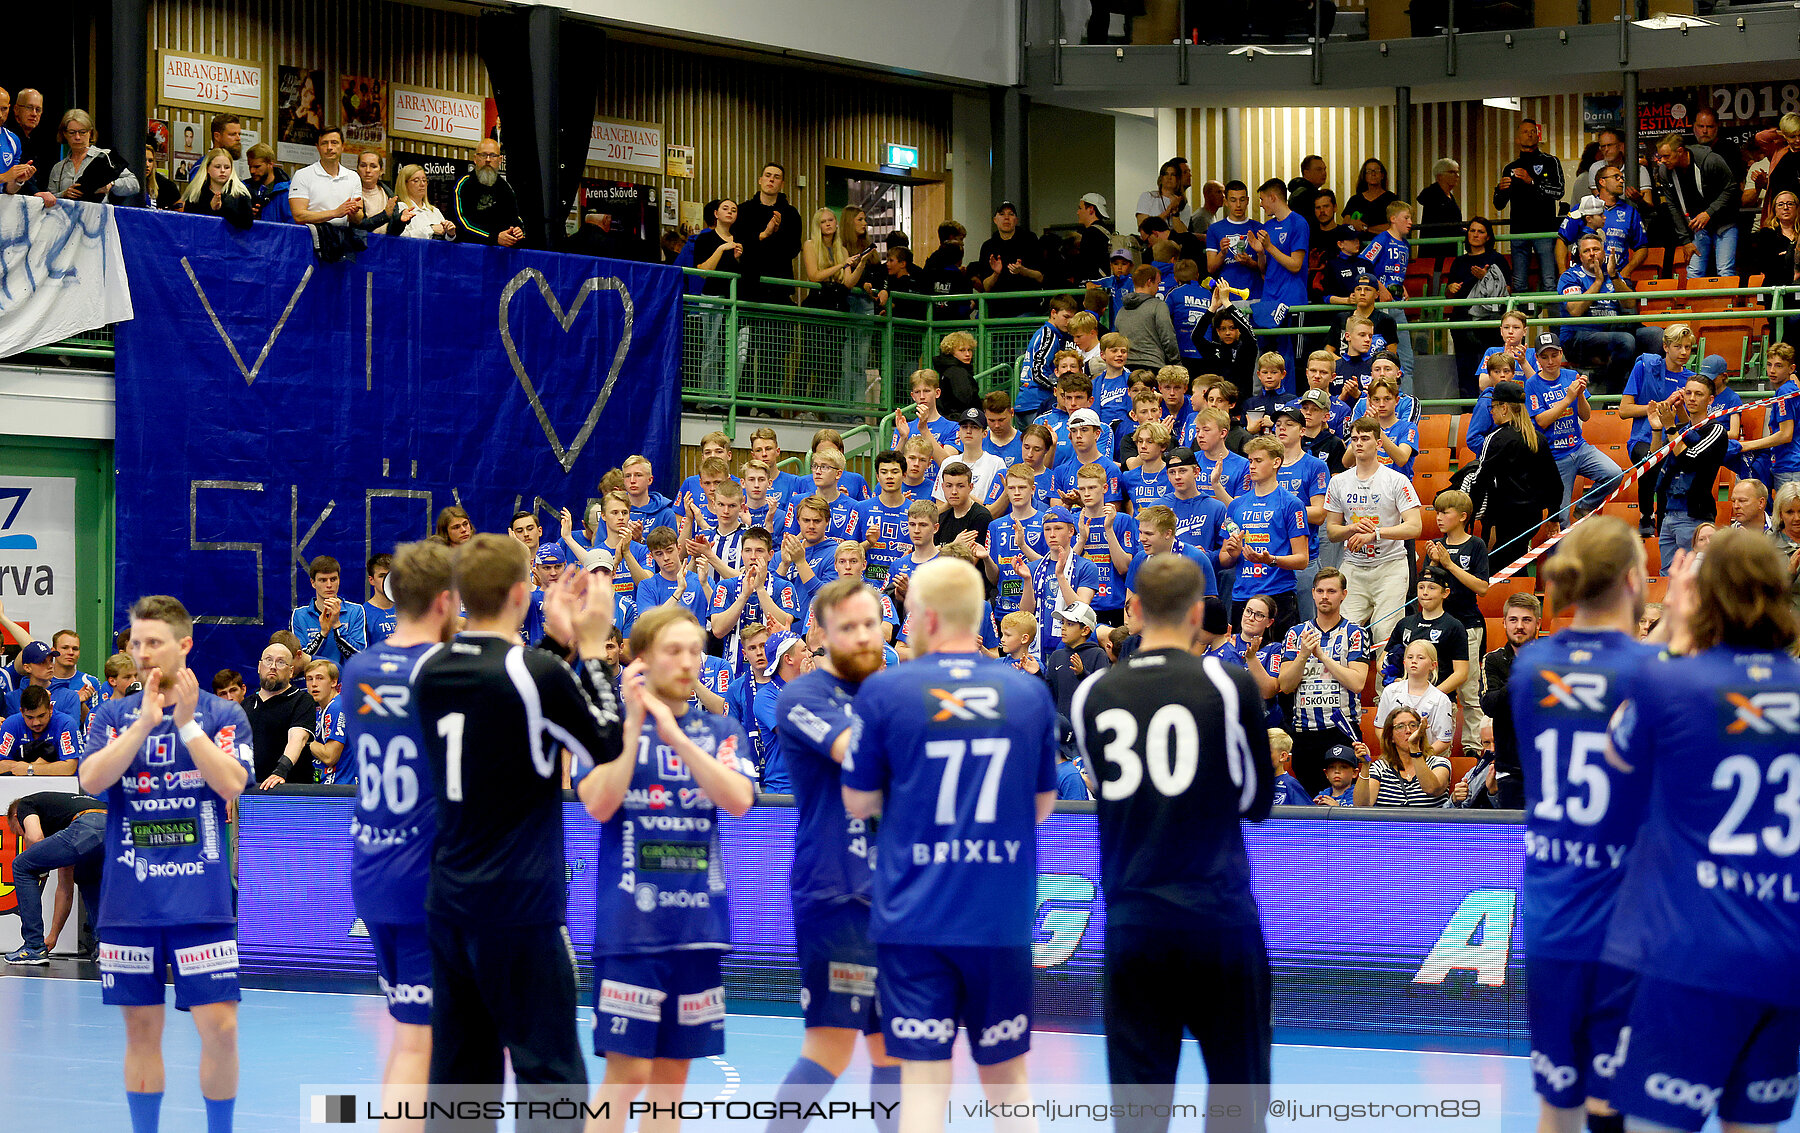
[415,633,622,926]
[1071,648,1273,931]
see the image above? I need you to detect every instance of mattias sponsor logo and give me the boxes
[97,943,156,974]
[172,939,238,975]
[599,980,665,1022]
[677,987,726,1026]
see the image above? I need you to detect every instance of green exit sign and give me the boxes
[884,143,919,169]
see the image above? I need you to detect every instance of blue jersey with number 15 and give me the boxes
[1511,628,1659,962]
[347,641,440,925]
[843,652,1058,948]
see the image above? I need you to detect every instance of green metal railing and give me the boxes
[19,249,1792,429]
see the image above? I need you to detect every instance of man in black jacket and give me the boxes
[1479,591,1539,809]
[1654,374,1735,568]
[1491,119,1564,293]
[1653,133,1743,278]
[736,162,803,304]
[453,138,525,247]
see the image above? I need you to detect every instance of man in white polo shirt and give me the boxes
[286,125,361,230]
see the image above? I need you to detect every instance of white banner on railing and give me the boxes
[0,197,134,358]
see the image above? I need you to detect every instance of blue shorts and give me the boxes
[796,903,880,1035]
[1526,957,1636,1108]
[368,921,433,1026]
[876,943,1033,1065]
[1614,976,1800,1131]
[98,923,241,1011]
[592,950,726,1061]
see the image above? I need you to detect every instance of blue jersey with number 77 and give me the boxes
[843,652,1058,948]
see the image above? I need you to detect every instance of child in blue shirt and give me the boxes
[1269,729,1311,805]
[1313,744,1359,806]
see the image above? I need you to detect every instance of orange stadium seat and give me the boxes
[1480,576,1537,618]
[1418,414,1453,455]
[1583,412,1630,449]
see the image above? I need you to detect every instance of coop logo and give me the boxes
[925,686,1001,721]
[0,487,37,550]
[1537,671,1609,713]
[1724,691,1800,735]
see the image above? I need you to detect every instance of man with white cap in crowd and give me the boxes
[1046,600,1109,716]
[1075,192,1116,281]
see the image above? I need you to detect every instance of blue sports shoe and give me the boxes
[4,946,50,965]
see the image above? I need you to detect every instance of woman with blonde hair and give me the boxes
[46,108,138,202]
[837,205,879,403]
[179,147,253,229]
[1469,379,1564,564]
[1352,706,1448,807]
[391,163,455,239]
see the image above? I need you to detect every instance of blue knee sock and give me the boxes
[126,1090,163,1133]
[205,1096,235,1133]
[766,1057,837,1133]
[870,1064,902,1133]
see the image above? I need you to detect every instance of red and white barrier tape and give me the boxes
[1488,386,1797,583]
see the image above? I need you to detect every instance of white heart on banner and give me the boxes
[498,268,634,474]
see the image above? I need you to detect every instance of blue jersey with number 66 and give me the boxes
[347,642,440,925]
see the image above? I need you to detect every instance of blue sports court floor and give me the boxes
[4,968,1793,1131]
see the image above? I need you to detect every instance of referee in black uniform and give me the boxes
[1071,554,1275,1133]
[415,534,623,1132]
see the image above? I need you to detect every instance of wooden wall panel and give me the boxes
[1176,92,1603,229]
[145,0,950,228]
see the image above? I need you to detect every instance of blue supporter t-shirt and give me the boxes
[1525,368,1588,456]
[1051,455,1123,501]
[314,694,353,785]
[1621,353,1691,449]
[989,509,1047,618]
[858,496,914,588]
[0,710,81,763]
[1031,556,1101,659]
[1770,378,1800,477]
[84,692,252,928]
[1275,453,1331,557]
[1074,512,1136,612]
[1125,542,1217,599]
[1359,230,1409,294]
[1261,211,1311,310]
[776,670,875,922]
[588,706,751,955]
[1167,281,1211,359]
[1166,493,1230,564]
[1120,465,1172,510]
[984,431,1024,468]
[347,642,439,926]
[1207,217,1265,299]
[636,570,710,623]
[1226,486,1308,598]
[843,652,1059,947]
[364,602,399,644]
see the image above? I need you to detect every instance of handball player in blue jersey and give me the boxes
[576,605,755,1133]
[843,558,1058,1132]
[345,541,458,1126]
[79,595,253,1133]
[1071,555,1273,1133]
[1603,531,1800,1133]
[1509,518,1660,1133]
[768,578,904,1133]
